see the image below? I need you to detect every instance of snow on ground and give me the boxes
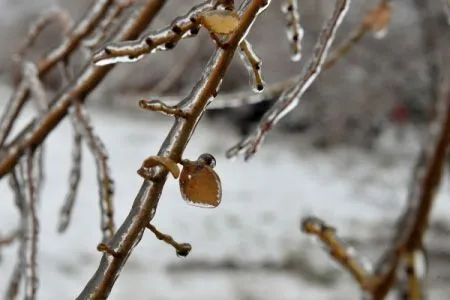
[0,85,450,299]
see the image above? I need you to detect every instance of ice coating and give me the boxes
[238,39,265,93]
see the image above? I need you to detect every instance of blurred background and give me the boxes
[0,0,449,299]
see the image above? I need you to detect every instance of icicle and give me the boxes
[238,40,265,93]
[281,0,304,61]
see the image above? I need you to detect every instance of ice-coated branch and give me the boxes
[76,1,270,298]
[238,39,265,92]
[281,0,303,61]
[227,0,350,160]
[368,89,450,299]
[396,249,427,300]
[20,150,40,300]
[0,0,168,178]
[362,0,392,39]
[139,99,188,118]
[58,131,83,233]
[301,88,449,299]
[147,223,192,257]
[0,0,114,149]
[301,217,372,287]
[70,102,115,243]
[92,1,214,66]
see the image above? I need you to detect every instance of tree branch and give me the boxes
[76,1,270,298]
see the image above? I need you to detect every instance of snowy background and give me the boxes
[0,80,450,299]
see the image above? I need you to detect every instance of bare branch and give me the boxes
[70,102,115,243]
[397,250,427,300]
[227,0,350,160]
[238,39,265,92]
[139,99,189,118]
[301,216,371,287]
[147,223,192,257]
[58,131,83,233]
[92,1,214,66]
[22,62,48,113]
[14,6,73,61]
[21,150,40,300]
[83,0,134,50]
[281,0,303,61]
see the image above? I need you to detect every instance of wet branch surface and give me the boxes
[76,0,270,298]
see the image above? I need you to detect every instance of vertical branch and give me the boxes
[5,170,26,300]
[58,132,83,233]
[20,150,40,300]
[238,39,265,92]
[70,102,115,242]
[281,0,303,61]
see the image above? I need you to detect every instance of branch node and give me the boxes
[97,243,120,258]
[139,99,189,118]
[147,223,192,257]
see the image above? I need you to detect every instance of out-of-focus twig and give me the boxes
[69,101,115,242]
[281,0,303,61]
[14,6,73,61]
[301,88,450,299]
[57,131,83,233]
[21,150,40,300]
[227,0,350,160]
[0,0,168,178]
[301,217,372,286]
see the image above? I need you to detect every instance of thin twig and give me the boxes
[5,169,26,300]
[70,102,115,243]
[281,0,303,61]
[83,0,134,50]
[76,1,270,298]
[58,131,83,233]
[14,6,73,61]
[147,223,192,257]
[227,0,350,160]
[238,39,265,92]
[21,150,40,300]
[301,217,372,287]
[92,1,213,66]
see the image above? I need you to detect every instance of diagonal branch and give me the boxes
[76,1,270,298]
[226,0,350,160]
